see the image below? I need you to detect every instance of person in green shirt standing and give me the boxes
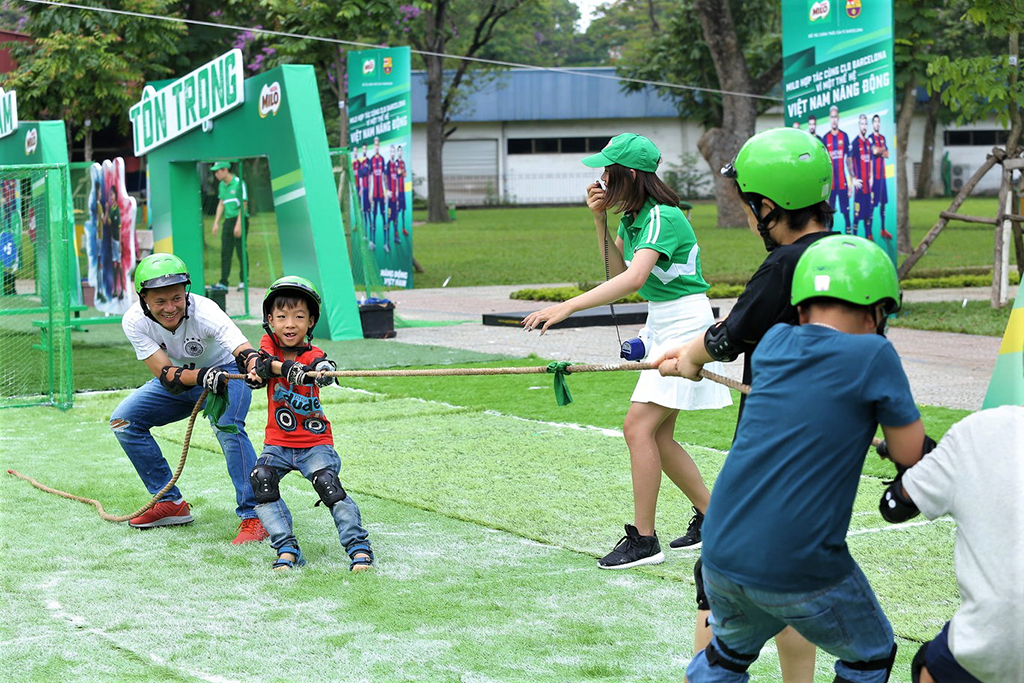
[522,133,731,570]
[211,161,248,290]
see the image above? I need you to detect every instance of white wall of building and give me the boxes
[413,112,1004,205]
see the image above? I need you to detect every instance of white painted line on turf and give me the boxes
[43,597,243,683]
[847,518,951,537]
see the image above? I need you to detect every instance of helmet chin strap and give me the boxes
[744,197,781,252]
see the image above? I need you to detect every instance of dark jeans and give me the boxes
[219,216,246,286]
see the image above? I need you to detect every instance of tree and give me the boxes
[927,1,1024,155]
[3,0,184,160]
[404,0,530,222]
[616,0,781,227]
[262,0,397,146]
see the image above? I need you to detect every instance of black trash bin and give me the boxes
[359,298,396,339]
[205,284,227,312]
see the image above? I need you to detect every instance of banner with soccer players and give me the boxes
[782,0,898,263]
[347,46,413,289]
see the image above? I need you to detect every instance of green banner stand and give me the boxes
[144,63,362,340]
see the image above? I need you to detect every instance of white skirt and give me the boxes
[630,293,734,411]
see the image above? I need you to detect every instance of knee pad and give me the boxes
[837,643,897,683]
[705,639,756,674]
[694,558,709,611]
[311,467,346,508]
[250,464,280,504]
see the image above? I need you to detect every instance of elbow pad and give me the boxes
[879,473,920,523]
[159,365,192,395]
[704,322,740,362]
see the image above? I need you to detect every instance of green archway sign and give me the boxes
[136,50,361,340]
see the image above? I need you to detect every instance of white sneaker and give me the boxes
[384,243,390,253]
[236,282,244,291]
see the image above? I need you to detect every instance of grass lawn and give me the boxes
[890,300,1015,337]
[3,346,966,681]
[189,198,1002,290]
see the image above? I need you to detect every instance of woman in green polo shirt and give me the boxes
[522,133,731,570]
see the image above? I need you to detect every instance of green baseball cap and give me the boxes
[581,133,662,172]
[791,235,901,313]
[211,161,231,171]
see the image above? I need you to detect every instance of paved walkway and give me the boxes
[381,284,1012,412]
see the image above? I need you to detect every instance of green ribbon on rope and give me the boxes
[546,361,573,406]
[202,391,239,433]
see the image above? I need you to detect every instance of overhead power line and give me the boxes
[17,0,782,102]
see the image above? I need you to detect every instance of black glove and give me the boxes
[312,360,336,387]
[196,367,229,396]
[253,350,275,381]
[281,360,310,385]
[876,434,938,481]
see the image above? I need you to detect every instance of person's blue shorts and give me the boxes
[914,622,981,683]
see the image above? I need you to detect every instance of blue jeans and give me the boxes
[110,365,258,519]
[253,444,370,558]
[919,622,981,682]
[687,563,895,683]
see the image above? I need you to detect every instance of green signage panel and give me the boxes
[347,46,413,289]
[145,64,362,341]
[783,0,898,263]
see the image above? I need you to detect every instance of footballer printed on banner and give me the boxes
[24,128,37,156]
[809,0,830,21]
[259,82,282,118]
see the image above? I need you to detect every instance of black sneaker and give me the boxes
[598,524,665,569]
[670,507,704,549]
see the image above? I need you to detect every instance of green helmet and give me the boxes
[134,253,190,293]
[791,236,901,314]
[724,128,832,210]
[262,276,322,341]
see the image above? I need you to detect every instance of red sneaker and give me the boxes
[881,229,894,240]
[232,518,269,544]
[129,500,193,528]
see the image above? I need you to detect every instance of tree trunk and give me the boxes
[1007,31,1022,156]
[915,95,940,199]
[425,52,449,223]
[423,1,450,224]
[335,50,348,149]
[83,126,93,162]
[698,128,750,227]
[895,74,917,254]
[691,0,761,228]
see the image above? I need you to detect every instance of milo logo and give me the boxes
[809,0,830,21]
[259,82,281,118]
[24,128,36,155]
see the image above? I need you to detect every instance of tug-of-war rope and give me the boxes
[12,363,877,524]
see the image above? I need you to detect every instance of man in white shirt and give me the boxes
[878,405,1024,683]
[111,253,268,544]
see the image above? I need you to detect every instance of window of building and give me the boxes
[944,129,1010,146]
[506,136,616,155]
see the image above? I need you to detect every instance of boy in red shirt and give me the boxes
[247,276,374,572]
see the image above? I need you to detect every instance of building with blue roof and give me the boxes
[409,67,1007,205]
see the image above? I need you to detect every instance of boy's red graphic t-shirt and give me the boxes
[260,334,333,447]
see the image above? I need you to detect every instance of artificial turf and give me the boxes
[4,384,955,682]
